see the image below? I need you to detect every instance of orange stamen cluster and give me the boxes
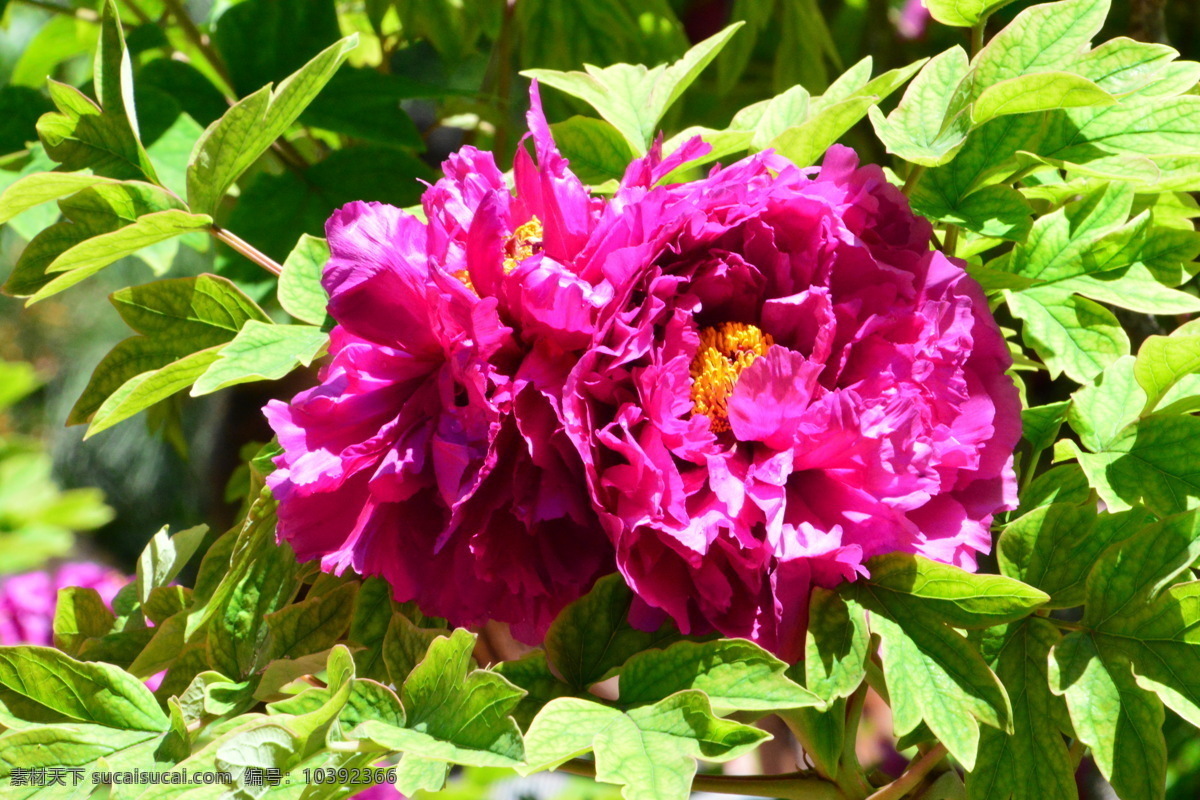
[454,216,543,292]
[689,322,774,432]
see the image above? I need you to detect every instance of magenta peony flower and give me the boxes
[896,0,932,40]
[264,88,616,641]
[0,562,125,646]
[564,145,1021,661]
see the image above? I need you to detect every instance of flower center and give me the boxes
[454,216,543,292]
[689,322,774,432]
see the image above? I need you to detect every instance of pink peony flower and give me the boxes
[896,0,932,40]
[264,87,617,642]
[564,144,1021,661]
[0,562,125,646]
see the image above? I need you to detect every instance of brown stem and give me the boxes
[864,744,948,800]
[211,226,283,276]
[556,759,848,800]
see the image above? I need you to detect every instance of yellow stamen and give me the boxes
[454,216,544,293]
[689,322,774,432]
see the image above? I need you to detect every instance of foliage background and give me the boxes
[2,0,1200,797]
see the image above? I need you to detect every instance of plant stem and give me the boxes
[943,225,960,257]
[491,0,518,160]
[1049,618,1086,632]
[901,165,925,196]
[16,0,101,23]
[970,20,986,57]
[864,744,948,800]
[211,226,283,276]
[556,759,848,800]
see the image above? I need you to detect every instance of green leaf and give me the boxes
[1085,509,1200,627]
[135,523,209,605]
[1050,633,1163,800]
[26,209,211,304]
[548,116,635,185]
[972,72,1114,125]
[190,321,328,395]
[85,349,222,438]
[53,587,117,655]
[1038,96,1200,172]
[1045,508,1200,800]
[492,651,571,730]
[802,588,869,702]
[3,181,182,299]
[924,0,1016,26]
[206,497,300,679]
[0,172,116,225]
[1016,463,1092,514]
[867,47,972,167]
[0,724,163,789]
[616,639,823,712]
[851,572,1013,770]
[1134,333,1200,414]
[911,183,1033,241]
[186,35,359,216]
[998,504,1149,608]
[37,78,157,184]
[769,97,877,168]
[348,577,397,682]
[381,611,450,687]
[523,23,743,155]
[920,114,1047,214]
[522,693,769,799]
[544,573,679,690]
[1074,415,1200,515]
[1068,356,1145,451]
[1021,400,1070,461]
[390,629,525,765]
[1055,263,1200,316]
[266,582,358,661]
[863,553,1048,628]
[966,619,1076,800]
[0,646,168,731]
[277,234,331,326]
[1074,38,1180,95]
[69,274,269,434]
[732,85,811,151]
[1005,288,1129,383]
[972,0,1110,90]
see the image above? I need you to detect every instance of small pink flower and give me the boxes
[565,145,1020,661]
